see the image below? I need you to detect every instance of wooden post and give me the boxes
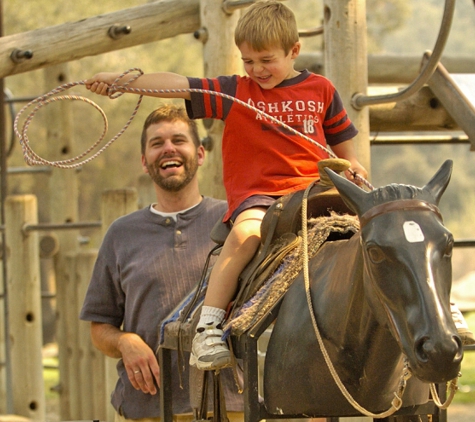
[75,250,105,421]
[43,63,80,420]
[101,188,138,422]
[62,253,80,420]
[197,0,242,199]
[323,0,371,176]
[5,195,45,420]
[0,247,5,413]
[324,5,372,421]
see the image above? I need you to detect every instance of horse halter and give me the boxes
[359,199,443,228]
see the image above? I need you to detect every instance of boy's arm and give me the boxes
[330,139,368,183]
[85,71,191,100]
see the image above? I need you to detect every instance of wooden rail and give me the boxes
[0,0,200,79]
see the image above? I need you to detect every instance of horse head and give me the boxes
[326,160,463,383]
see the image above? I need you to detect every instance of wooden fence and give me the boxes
[3,188,140,421]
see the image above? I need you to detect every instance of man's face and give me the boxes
[141,120,204,192]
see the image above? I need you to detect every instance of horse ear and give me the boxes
[422,160,453,205]
[325,168,369,216]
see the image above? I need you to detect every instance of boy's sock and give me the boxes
[197,305,226,328]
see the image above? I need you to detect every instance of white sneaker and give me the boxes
[451,303,475,346]
[190,322,232,370]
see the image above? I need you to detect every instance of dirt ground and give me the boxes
[446,403,475,422]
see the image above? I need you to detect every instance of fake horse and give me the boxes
[263,159,463,418]
[159,159,463,422]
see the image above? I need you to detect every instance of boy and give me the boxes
[86,0,367,372]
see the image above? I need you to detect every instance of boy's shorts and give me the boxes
[229,195,279,224]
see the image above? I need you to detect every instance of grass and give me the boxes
[454,311,475,404]
[43,356,59,401]
[43,354,60,420]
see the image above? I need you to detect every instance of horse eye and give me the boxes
[367,246,385,264]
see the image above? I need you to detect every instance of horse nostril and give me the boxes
[415,336,431,363]
[453,336,464,361]
[415,335,463,365]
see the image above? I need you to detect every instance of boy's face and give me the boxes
[238,41,301,89]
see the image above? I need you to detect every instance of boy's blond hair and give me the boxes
[234,0,299,54]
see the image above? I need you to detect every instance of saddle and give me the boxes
[212,162,355,315]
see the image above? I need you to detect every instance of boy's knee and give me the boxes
[231,218,262,243]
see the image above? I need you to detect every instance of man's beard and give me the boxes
[146,154,199,192]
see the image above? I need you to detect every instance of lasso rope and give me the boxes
[14,68,374,190]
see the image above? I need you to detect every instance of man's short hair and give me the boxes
[141,104,201,154]
[234,0,299,55]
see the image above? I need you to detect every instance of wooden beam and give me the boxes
[296,52,475,84]
[0,0,200,79]
[425,58,475,151]
[369,86,459,132]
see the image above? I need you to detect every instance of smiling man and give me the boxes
[80,104,243,422]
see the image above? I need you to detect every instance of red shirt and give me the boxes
[186,70,358,221]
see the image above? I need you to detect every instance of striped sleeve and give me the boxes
[185,75,238,120]
[323,90,358,145]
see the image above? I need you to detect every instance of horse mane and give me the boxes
[369,183,432,206]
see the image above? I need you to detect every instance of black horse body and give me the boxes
[263,160,463,417]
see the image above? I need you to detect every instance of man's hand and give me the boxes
[118,332,161,394]
[90,322,160,394]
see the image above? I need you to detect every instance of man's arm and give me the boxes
[91,322,161,394]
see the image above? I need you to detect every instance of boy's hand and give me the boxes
[347,161,368,186]
[85,72,121,96]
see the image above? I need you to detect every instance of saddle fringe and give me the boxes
[224,212,360,336]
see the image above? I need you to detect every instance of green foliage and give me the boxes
[379,0,475,56]
[371,143,475,239]
[366,0,411,53]
[454,312,475,404]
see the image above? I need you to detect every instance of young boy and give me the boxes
[86,1,473,372]
[86,0,367,372]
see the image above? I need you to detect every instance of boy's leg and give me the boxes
[191,208,266,370]
[451,302,475,345]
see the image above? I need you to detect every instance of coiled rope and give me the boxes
[14,68,374,190]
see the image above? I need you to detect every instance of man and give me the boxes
[80,104,243,421]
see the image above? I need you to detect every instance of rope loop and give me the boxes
[429,374,460,409]
[14,70,143,169]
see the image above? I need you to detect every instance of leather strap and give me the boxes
[359,199,443,228]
